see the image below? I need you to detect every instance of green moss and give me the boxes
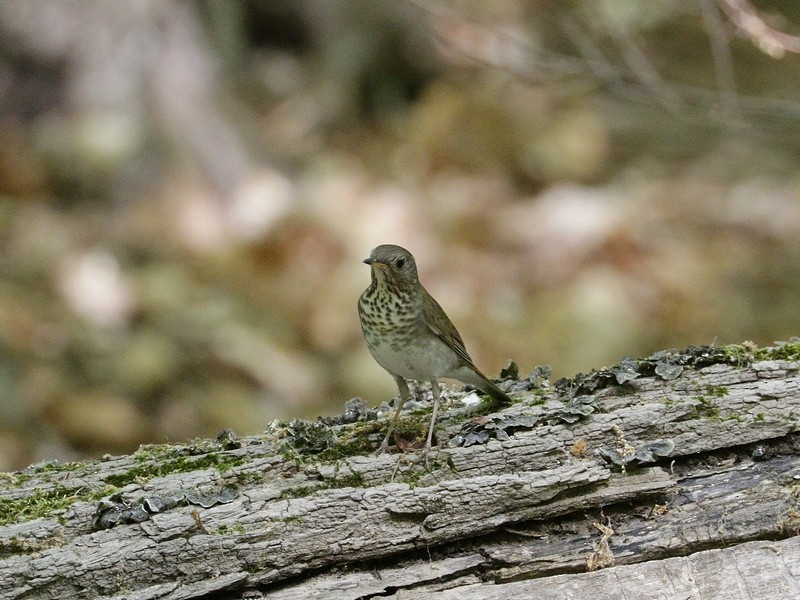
[232,470,264,486]
[0,484,117,526]
[755,343,800,361]
[280,485,316,499]
[692,394,745,422]
[104,452,245,487]
[400,469,424,488]
[755,412,766,422]
[31,461,86,474]
[705,385,729,398]
[280,417,388,463]
[0,536,27,555]
[278,466,366,500]
[0,472,31,487]
[392,416,428,439]
[475,394,513,414]
[694,396,721,419]
[315,421,385,462]
[0,532,66,555]
[720,344,756,367]
[132,440,227,463]
[331,472,365,488]
[280,516,304,524]
[0,461,90,489]
[216,523,246,535]
[718,342,800,365]
[133,444,187,463]
[528,393,547,406]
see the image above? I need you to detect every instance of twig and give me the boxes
[701,0,739,115]
[717,0,800,57]
[605,19,684,114]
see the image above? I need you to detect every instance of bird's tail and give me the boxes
[479,376,513,405]
[450,365,514,405]
[454,366,513,405]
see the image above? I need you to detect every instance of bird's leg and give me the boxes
[381,376,411,451]
[423,379,441,462]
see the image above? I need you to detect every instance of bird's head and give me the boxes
[363,244,419,288]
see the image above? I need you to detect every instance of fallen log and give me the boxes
[1,343,798,599]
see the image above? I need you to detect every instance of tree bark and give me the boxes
[1,347,799,599]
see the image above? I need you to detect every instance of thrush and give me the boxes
[358,244,512,455]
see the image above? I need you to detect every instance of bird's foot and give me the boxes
[418,442,433,469]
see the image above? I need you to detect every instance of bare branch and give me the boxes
[604,22,684,114]
[409,0,585,81]
[717,0,800,57]
[407,0,800,130]
[701,0,739,114]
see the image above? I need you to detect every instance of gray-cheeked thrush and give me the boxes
[358,244,512,454]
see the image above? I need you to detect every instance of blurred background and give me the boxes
[1,0,799,470]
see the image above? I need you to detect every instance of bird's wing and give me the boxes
[419,284,475,365]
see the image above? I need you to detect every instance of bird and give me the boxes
[358,244,512,456]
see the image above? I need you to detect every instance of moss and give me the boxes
[692,394,746,422]
[720,344,756,367]
[705,385,729,398]
[232,470,264,486]
[0,532,66,555]
[331,472,365,488]
[400,469,424,488]
[694,396,721,419]
[392,415,428,439]
[0,484,117,526]
[280,417,388,463]
[132,440,229,463]
[718,342,800,365]
[755,343,800,361]
[103,452,246,488]
[528,393,547,406]
[0,472,31,487]
[282,420,336,455]
[278,466,366,500]
[133,444,187,463]
[31,461,85,474]
[216,523,246,535]
[279,485,316,499]
[0,461,91,489]
[475,394,513,414]
[280,516,304,524]
[315,421,385,462]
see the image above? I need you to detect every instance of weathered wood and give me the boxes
[431,537,800,600]
[1,354,798,599]
[263,453,800,599]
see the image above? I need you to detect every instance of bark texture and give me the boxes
[1,351,799,599]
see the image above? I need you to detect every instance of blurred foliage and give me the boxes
[0,0,799,470]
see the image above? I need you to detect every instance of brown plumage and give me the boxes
[358,244,511,456]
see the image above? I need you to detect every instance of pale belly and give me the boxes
[367,334,460,381]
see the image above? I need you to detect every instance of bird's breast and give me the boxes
[359,286,418,331]
[358,285,459,380]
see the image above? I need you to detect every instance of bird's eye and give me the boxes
[395,258,406,269]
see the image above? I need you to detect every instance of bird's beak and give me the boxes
[363,257,387,269]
